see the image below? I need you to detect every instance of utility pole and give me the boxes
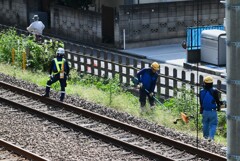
[226,0,240,160]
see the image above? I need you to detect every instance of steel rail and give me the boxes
[0,81,227,161]
[0,88,173,160]
[0,139,49,161]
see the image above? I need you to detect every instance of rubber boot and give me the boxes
[140,102,145,113]
[42,86,50,97]
[150,103,155,110]
[60,92,65,102]
[140,106,145,113]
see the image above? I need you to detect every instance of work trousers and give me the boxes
[45,73,67,101]
[139,88,154,107]
[202,110,218,140]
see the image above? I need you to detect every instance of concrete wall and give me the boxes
[116,0,225,48]
[0,0,225,49]
[0,0,27,27]
[50,5,102,43]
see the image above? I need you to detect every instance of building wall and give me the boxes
[116,0,225,48]
[50,5,102,43]
[0,0,225,49]
[0,0,27,27]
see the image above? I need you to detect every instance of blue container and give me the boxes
[186,25,224,50]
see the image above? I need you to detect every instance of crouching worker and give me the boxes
[199,76,222,142]
[27,15,45,42]
[136,62,160,112]
[42,48,70,102]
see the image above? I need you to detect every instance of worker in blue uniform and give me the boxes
[199,76,222,142]
[136,62,160,112]
[42,47,70,101]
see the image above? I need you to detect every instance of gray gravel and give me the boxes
[0,104,150,161]
[0,73,226,157]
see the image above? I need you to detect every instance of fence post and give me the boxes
[11,48,15,65]
[181,71,186,87]
[97,49,101,77]
[118,55,123,83]
[126,57,130,85]
[140,61,145,69]
[217,80,222,99]
[156,75,161,98]
[103,51,108,78]
[165,67,169,97]
[83,46,88,74]
[90,47,94,74]
[133,59,138,76]
[109,80,112,105]
[68,51,74,70]
[22,52,26,71]
[173,69,177,96]
[190,73,195,91]
[111,53,116,78]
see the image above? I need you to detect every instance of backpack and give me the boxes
[200,88,217,110]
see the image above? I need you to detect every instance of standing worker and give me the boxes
[42,48,70,102]
[136,62,160,112]
[27,15,45,42]
[199,76,222,142]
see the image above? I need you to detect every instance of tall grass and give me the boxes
[0,28,226,145]
[0,63,226,145]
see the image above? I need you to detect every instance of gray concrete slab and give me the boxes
[124,44,186,66]
[122,44,226,76]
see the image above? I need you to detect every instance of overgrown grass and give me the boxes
[0,28,226,146]
[0,63,226,145]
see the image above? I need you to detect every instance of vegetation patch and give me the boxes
[0,29,226,145]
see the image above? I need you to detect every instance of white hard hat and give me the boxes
[32,15,39,21]
[56,48,65,55]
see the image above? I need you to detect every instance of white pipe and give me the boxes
[123,29,125,50]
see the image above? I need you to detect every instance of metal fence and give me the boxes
[64,43,226,100]
[0,23,226,100]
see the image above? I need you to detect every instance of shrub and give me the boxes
[163,86,226,137]
[0,28,64,72]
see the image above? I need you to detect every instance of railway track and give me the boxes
[0,81,226,161]
[0,139,48,161]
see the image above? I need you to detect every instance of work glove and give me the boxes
[137,83,143,89]
[149,92,154,97]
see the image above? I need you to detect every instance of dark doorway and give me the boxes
[102,5,114,44]
[26,0,50,28]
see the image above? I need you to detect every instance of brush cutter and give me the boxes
[131,77,164,107]
[173,112,194,124]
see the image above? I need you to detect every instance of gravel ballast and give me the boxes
[0,73,226,157]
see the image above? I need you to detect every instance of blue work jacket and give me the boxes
[137,67,158,92]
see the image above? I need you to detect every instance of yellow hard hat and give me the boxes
[204,76,213,83]
[151,62,160,70]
